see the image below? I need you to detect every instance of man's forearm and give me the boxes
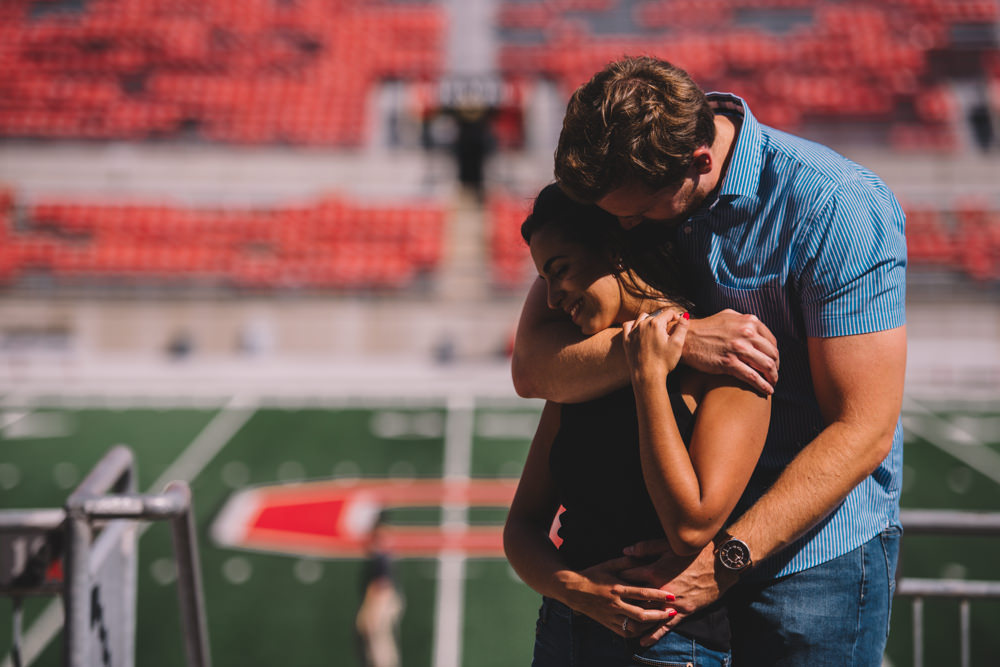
[731,327,905,564]
[511,278,630,402]
[512,326,630,402]
[511,279,784,401]
[727,419,896,563]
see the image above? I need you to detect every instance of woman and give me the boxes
[503,184,770,666]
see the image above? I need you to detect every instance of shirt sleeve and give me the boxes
[796,174,907,338]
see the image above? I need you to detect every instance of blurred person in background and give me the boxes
[505,184,770,666]
[512,56,907,665]
[968,93,994,152]
[453,103,493,201]
[356,511,404,667]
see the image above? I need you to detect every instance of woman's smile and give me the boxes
[566,297,584,322]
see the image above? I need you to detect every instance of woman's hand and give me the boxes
[622,310,689,384]
[682,309,779,395]
[620,540,735,647]
[559,556,678,638]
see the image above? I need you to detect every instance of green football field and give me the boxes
[1,395,998,666]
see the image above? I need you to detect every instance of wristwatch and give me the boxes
[715,533,753,573]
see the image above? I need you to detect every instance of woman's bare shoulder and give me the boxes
[681,367,770,406]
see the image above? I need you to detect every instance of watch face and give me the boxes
[719,540,751,571]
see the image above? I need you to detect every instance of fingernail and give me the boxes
[682,312,690,320]
[664,593,675,601]
[668,609,677,617]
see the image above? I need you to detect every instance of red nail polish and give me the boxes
[682,312,690,320]
[668,609,677,616]
[665,593,675,601]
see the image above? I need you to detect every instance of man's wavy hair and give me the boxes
[554,56,716,203]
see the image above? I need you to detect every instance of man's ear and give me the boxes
[691,146,713,174]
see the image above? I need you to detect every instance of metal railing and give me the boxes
[1,445,210,667]
[897,509,1000,667]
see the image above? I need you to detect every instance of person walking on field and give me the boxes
[356,512,404,667]
[512,55,907,665]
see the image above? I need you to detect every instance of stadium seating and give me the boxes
[1,189,446,290]
[497,0,1000,151]
[0,0,444,145]
[904,203,1000,281]
[4,0,996,152]
[905,209,957,266]
[954,203,1000,281]
[5,191,999,292]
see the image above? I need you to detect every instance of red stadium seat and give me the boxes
[905,209,956,265]
[487,192,534,289]
[1,0,446,146]
[12,191,447,290]
[493,0,995,148]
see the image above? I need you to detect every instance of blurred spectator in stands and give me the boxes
[969,99,994,152]
[420,98,495,201]
[355,511,404,667]
[166,330,194,360]
[453,104,494,201]
[432,334,456,365]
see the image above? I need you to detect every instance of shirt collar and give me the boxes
[706,92,764,204]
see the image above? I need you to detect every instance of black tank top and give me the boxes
[549,373,730,650]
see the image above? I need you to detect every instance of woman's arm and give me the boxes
[503,401,570,598]
[623,312,770,556]
[503,401,676,635]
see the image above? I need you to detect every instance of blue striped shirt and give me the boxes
[676,94,906,578]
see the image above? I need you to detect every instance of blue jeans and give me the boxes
[726,525,901,666]
[532,597,731,667]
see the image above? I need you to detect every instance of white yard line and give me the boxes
[432,395,475,667]
[903,397,1000,487]
[1,395,256,667]
[0,410,30,431]
[144,394,257,495]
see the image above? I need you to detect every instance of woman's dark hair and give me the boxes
[521,182,622,252]
[521,183,695,312]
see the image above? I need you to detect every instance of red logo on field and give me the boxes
[211,478,524,558]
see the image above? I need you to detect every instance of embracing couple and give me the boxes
[503,56,907,666]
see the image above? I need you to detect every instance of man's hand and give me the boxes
[620,539,739,647]
[685,309,779,395]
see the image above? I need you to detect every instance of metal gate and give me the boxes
[897,509,1000,667]
[1,446,210,667]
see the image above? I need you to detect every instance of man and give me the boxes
[512,56,906,664]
